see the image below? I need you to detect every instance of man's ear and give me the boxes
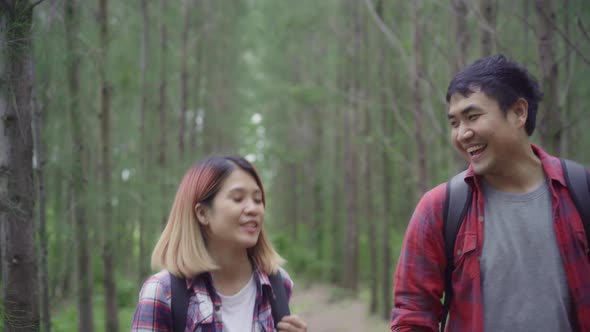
[511,98,529,128]
[195,203,208,225]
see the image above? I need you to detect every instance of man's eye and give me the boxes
[468,114,480,121]
[449,120,458,128]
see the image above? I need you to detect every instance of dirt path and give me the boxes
[289,284,389,332]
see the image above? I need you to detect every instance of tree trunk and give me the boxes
[561,0,570,157]
[361,7,378,313]
[452,0,469,73]
[31,65,50,332]
[97,0,119,330]
[480,0,496,56]
[178,0,191,159]
[535,0,561,155]
[343,0,360,294]
[138,0,151,283]
[65,1,95,329]
[412,0,429,195]
[157,0,168,232]
[0,2,40,331]
[158,0,168,164]
[190,40,203,151]
[376,0,392,320]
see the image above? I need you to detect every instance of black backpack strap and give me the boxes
[268,271,291,328]
[441,170,471,332]
[561,159,590,256]
[170,273,190,332]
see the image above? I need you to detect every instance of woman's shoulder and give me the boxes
[274,266,294,300]
[138,270,173,304]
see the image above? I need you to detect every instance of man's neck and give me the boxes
[483,145,545,193]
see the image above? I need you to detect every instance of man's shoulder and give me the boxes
[421,181,450,205]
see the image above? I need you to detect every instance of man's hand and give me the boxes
[276,314,307,332]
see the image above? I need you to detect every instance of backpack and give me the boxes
[440,158,590,332]
[170,271,290,332]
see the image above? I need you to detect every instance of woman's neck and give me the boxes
[209,244,253,296]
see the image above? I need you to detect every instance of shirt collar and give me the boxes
[462,144,566,190]
[183,258,273,293]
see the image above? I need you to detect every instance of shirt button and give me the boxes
[456,249,462,256]
[214,305,221,311]
[478,216,484,222]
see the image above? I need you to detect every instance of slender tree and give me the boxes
[412,0,429,195]
[178,0,191,159]
[0,1,40,331]
[138,0,151,282]
[480,0,496,55]
[31,67,50,332]
[97,0,119,330]
[343,0,361,294]
[65,1,95,329]
[375,0,393,320]
[535,0,561,155]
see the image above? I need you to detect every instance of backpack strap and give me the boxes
[561,159,590,256]
[268,271,291,327]
[170,273,190,332]
[170,271,291,331]
[441,170,471,332]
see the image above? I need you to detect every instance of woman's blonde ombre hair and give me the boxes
[151,156,285,278]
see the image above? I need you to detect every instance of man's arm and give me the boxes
[390,184,447,332]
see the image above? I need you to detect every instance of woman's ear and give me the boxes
[195,203,209,225]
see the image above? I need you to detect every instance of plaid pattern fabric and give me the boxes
[391,145,590,332]
[132,263,293,332]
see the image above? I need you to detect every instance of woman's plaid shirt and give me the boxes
[132,265,293,332]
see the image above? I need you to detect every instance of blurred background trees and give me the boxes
[1,0,589,329]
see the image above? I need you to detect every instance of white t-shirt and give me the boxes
[217,274,256,332]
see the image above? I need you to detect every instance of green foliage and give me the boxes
[21,0,590,326]
[51,278,139,332]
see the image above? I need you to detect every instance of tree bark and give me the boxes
[158,0,168,165]
[97,0,118,330]
[452,0,469,73]
[178,0,191,158]
[535,0,561,155]
[376,0,392,319]
[412,0,429,195]
[31,64,50,332]
[480,0,496,56]
[343,0,360,294]
[157,0,168,233]
[0,2,40,331]
[65,1,95,329]
[138,0,151,283]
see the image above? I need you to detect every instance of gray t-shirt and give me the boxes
[480,180,574,332]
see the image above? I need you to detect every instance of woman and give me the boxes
[132,156,307,332]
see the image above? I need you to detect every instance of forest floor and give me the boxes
[289,283,389,332]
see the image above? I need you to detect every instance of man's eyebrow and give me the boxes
[447,105,479,119]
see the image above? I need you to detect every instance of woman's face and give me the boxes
[198,168,265,250]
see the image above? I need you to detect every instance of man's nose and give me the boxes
[457,124,474,142]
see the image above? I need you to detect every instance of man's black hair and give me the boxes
[446,54,543,136]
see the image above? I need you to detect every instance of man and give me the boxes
[390,54,590,332]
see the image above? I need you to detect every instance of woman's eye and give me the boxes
[232,197,243,203]
[254,198,263,204]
